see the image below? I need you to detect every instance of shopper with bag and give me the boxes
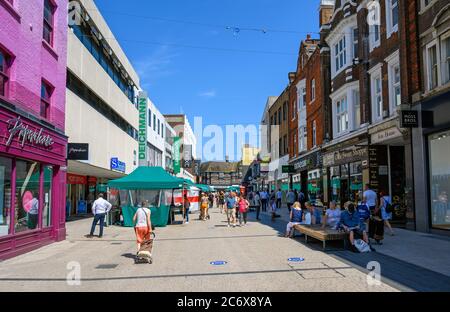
[133,201,152,256]
[238,195,250,226]
[379,190,394,236]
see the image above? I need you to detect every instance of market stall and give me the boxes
[108,167,184,228]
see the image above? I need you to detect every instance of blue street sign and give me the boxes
[210,261,227,266]
[287,257,305,262]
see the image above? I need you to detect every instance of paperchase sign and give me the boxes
[5,117,54,149]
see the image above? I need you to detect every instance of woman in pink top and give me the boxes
[238,195,250,227]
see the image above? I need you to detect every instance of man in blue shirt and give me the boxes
[340,203,370,249]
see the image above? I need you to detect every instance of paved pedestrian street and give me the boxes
[0,207,400,292]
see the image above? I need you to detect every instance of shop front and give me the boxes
[323,144,368,208]
[414,90,450,234]
[292,151,322,204]
[368,122,411,225]
[0,105,67,260]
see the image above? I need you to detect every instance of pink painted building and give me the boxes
[0,0,68,260]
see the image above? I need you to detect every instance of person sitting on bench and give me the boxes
[339,203,373,252]
[285,202,303,238]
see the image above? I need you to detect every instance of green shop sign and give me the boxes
[138,93,148,165]
[173,136,181,174]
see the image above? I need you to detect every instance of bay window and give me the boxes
[336,97,349,134]
[43,0,56,46]
[353,90,360,129]
[443,35,450,84]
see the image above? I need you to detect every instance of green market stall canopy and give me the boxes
[108,167,184,190]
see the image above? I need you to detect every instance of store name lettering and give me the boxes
[5,118,54,148]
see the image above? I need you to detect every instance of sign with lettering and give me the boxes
[173,137,181,174]
[400,110,419,128]
[282,165,296,174]
[67,143,89,160]
[110,158,126,173]
[5,117,54,149]
[138,92,148,166]
[371,127,402,144]
[67,173,87,185]
[323,147,368,167]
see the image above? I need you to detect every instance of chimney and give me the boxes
[319,0,334,27]
[306,34,311,40]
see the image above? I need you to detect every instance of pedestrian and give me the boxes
[226,192,238,227]
[368,200,385,245]
[86,193,112,238]
[254,191,261,220]
[379,190,395,236]
[340,203,374,252]
[363,184,378,212]
[286,189,296,213]
[294,189,299,203]
[200,193,209,221]
[285,202,303,238]
[303,202,314,225]
[27,191,39,230]
[183,194,191,224]
[298,189,306,208]
[218,191,225,214]
[276,188,283,209]
[133,201,152,255]
[238,195,250,226]
[260,190,268,212]
[322,201,341,230]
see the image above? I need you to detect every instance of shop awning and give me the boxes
[196,184,213,192]
[108,167,184,190]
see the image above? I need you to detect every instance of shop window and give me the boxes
[330,166,341,205]
[429,130,450,231]
[0,157,12,237]
[41,80,53,119]
[43,0,56,46]
[15,160,41,233]
[42,166,53,227]
[0,50,10,97]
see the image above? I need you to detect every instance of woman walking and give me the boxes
[133,201,152,255]
[183,194,191,224]
[285,202,303,238]
[369,197,385,245]
[238,195,250,226]
[379,190,395,236]
[200,193,209,221]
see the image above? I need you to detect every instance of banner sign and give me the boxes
[138,92,148,166]
[173,137,181,174]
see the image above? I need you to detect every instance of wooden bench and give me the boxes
[293,224,347,250]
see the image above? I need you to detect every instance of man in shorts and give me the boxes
[225,192,238,228]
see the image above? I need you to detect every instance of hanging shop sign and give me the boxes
[400,110,419,128]
[67,143,89,160]
[5,117,54,149]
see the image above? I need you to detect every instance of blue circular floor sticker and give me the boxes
[288,257,305,262]
[210,261,227,266]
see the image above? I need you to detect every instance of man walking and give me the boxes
[363,184,378,212]
[276,189,283,209]
[254,191,261,220]
[86,193,112,238]
[286,189,295,213]
[260,190,268,212]
[226,192,238,227]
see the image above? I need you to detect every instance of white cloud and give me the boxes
[199,90,217,98]
[134,45,178,90]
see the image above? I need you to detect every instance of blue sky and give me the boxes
[94,0,319,161]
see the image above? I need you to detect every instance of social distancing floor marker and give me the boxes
[210,261,227,266]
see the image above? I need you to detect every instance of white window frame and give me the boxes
[370,65,384,122]
[441,31,450,85]
[386,50,401,114]
[386,0,399,38]
[311,79,316,103]
[352,27,359,58]
[334,36,347,73]
[302,87,306,108]
[420,0,436,13]
[425,40,440,91]
[336,96,349,135]
[353,89,361,129]
[369,24,381,52]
